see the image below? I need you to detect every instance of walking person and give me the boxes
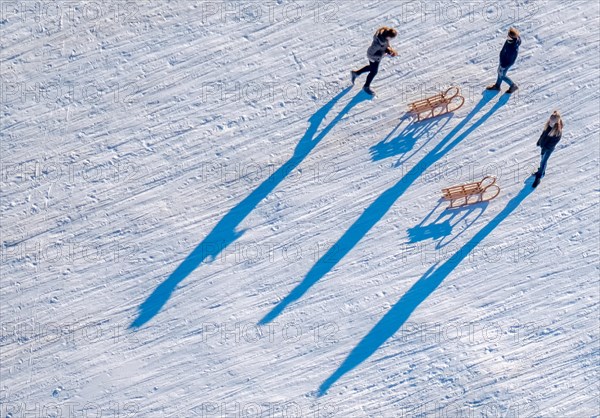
[351,26,398,96]
[533,111,563,188]
[486,27,521,94]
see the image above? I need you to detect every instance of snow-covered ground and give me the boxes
[2,1,599,416]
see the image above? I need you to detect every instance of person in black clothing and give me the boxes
[533,111,563,188]
[487,27,521,94]
[351,27,398,96]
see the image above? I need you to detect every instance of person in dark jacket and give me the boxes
[351,27,398,96]
[533,111,563,188]
[487,27,521,94]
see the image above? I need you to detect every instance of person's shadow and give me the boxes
[318,179,535,396]
[130,87,370,329]
[259,90,509,325]
[407,200,488,249]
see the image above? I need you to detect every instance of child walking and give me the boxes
[351,27,398,96]
[487,27,521,94]
[533,111,563,188]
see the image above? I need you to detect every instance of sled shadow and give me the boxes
[259,90,509,325]
[130,86,370,329]
[369,113,452,163]
[318,179,535,396]
[407,199,488,249]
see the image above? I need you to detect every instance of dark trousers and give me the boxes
[537,147,554,178]
[495,64,515,87]
[356,60,380,88]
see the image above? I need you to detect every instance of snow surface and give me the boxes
[1,0,599,416]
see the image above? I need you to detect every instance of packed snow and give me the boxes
[1,1,599,416]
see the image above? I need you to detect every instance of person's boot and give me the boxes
[532,172,541,188]
[506,84,519,94]
[363,85,375,95]
[486,83,501,91]
[351,71,358,85]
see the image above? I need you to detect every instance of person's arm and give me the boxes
[537,127,549,146]
[499,41,508,60]
[385,39,398,56]
[548,133,562,148]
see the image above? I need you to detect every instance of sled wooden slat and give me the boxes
[441,176,500,208]
[408,86,465,121]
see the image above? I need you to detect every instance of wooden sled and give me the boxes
[408,86,465,121]
[441,176,500,208]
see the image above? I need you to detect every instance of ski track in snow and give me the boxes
[1,1,599,416]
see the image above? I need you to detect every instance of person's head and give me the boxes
[546,110,563,135]
[378,26,398,40]
[507,27,520,41]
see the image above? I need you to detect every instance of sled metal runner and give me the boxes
[441,176,500,208]
[408,86,465,121]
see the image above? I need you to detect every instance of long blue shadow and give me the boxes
[259,91,509,325]
[130,87,368,329]
[318,180,535,395]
